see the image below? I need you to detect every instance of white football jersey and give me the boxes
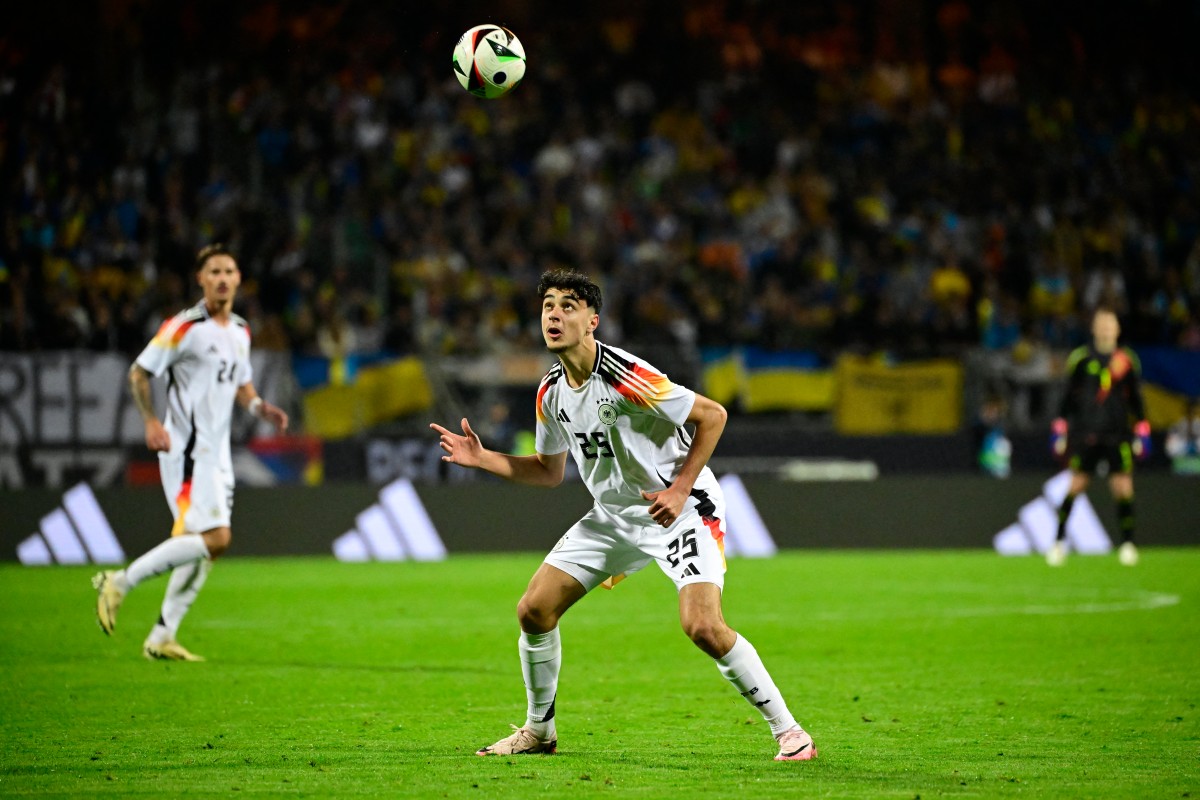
[535,341,722,524]
[135,301,253,467]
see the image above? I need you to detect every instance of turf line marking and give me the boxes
[780,590,1182,622]
[941,591,1181,618]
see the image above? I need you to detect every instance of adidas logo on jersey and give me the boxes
[557,409,571,423]
[332,478,447,562]
[16,483,125,566]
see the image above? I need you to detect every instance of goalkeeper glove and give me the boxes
[1051,418,1068,459]
[1132,420,1151,460]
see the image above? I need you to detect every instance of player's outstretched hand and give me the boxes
[144,418,171,452]
[430,418,484,468]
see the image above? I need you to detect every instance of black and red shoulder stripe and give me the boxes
[536,362,564,423]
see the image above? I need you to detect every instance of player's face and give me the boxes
[1092,311,1120,351]
[541,288,597,353]
[197,255,241,306]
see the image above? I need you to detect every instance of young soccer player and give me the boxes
[1048,306,1149,566]
[430,268,815,761]
[92,244,288,659]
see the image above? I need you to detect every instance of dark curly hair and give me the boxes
[194,243,234,272]
[536,268,603,312]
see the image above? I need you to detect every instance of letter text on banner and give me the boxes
[834,357,963,434]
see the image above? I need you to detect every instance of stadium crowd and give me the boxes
[2,0,1199,367]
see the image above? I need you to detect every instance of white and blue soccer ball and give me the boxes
[452,24,526,99]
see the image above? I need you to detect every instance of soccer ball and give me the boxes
[452,24,526,99]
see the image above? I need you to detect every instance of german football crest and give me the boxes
[597,402,618,425]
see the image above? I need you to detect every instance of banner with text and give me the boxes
[834,357,963,435]
[0,351,294,488]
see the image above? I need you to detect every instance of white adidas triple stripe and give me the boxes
[993,470,1112,556]
[15,477,771,566]
[332,478,447,562]
[600,353,664,400]
[330,474,776,562]
[17,483,126,566]
[718,473,778,558]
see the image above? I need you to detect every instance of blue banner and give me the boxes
[1137,347,1200,398]
[292,352,400,390]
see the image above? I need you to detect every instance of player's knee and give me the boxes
[516,596,557,634]
[202,527,232,559]
[681,616,724,653]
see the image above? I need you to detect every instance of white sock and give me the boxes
[520,628,561,737]
[716,634,798,737]
[147,558,212,644]
[124,534,210,590]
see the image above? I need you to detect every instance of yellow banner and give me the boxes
[303,357,433,439]
[1142,382,1187,429]
[742,370,836,413]
[701,356,740,407]
[701,351,836,412]
[834,357,963,434]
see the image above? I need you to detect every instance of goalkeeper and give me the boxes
[1047,306,1150,566]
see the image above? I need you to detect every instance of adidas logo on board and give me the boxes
[993,470,1112,556]
[16,483,126,566]
[332,478,447,562]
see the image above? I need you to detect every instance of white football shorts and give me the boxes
[159,451,234,536]
[545,501,728,593]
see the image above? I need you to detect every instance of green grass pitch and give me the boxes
[2,549,1198,798]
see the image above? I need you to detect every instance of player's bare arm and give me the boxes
[236,384,289,432]
[431,417,566,487]
[129,363,170,452]
[642,393,728,527]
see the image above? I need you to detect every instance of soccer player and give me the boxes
[92,244,288,660]
[430,269,816,762]
[1047,306,1149,567]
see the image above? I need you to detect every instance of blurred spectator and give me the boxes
[973,393,1012,478]
[0,0,1195,397]
[1005,328,1057,431]
[1165,400,1200,476]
